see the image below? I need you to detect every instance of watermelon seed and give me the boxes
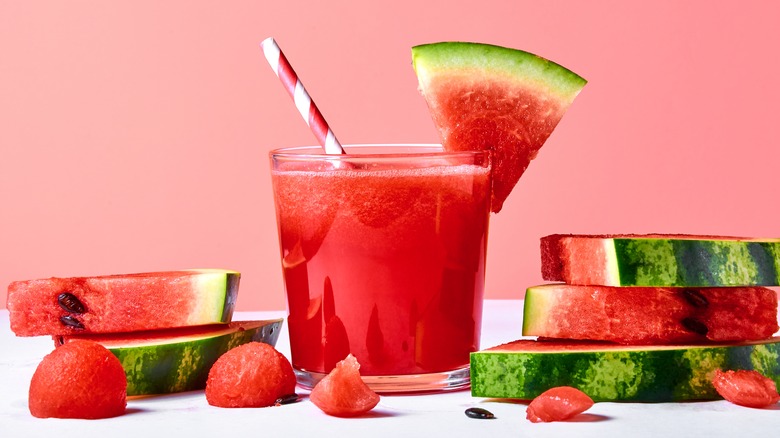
[465,407,495,419]
[59,315,85,330]
[57,292,86,314]
[681,289,709,308]
[274,393,299,406]
[681,317,708,336]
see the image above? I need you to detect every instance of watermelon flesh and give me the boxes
[58,319,282,396]
[309,354,380,417]
[470,337,780,402]
[205,341,296,408]
[29,340,127,419]
[523,284,779,344]
[541,234,780,287]
[526,386,594,423]
[412,42,586,212]
[7,269,239,336]
[711,369,780,408]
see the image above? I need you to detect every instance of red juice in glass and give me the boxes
[270,145,491,392]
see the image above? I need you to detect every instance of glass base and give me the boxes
[295,365,471,394]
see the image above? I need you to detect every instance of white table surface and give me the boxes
[1,300,778,437]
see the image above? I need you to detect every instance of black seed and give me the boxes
[465,407,495,419]
[55,336,65,346]
[681,317,708,336]
[57,292,86,314]
[274,393,299,406]
[681,289,709,308]
[59,315,85,330]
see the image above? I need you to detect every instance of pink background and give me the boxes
[2,1,778,311]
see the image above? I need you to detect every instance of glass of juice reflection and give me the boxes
[270,144,491,393]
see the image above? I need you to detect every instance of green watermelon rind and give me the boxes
[412,42,587,102]
[615,238,780,287]
[59,319,283,396]
[543,235,780,287]
[470,337,780,402]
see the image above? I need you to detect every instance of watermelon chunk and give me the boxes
[7,269,239,336]
[711,369,780,408]
[29,340,127,419]
[526,386,594,423]
[412,42,586,212]
[57,319,282,396]
[309,354,380,417]
[205,342,296,408]
[523,284,779,344]
[470,337,780,402]
[541,234,780,287]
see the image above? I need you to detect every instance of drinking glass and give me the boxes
[270,144,491,392]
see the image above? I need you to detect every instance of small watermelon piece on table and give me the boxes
[541,234,780,287]
[29,340,128,419]
[412,42,586,212]
[711,369,780,408]
[57,319,283,396]
[470,337,780,402]
[522,284,779,344]
[7,269,240,336]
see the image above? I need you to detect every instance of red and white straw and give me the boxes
[260,37,345,155]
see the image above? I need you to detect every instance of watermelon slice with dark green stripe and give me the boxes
[470,337,780,402]
[7,269,239,336]
[57,319,283,396]
[412,42,586,212]
[523,284,778,344]
[541,234,780,287]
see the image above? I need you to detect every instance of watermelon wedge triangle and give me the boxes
[412,42,586,212]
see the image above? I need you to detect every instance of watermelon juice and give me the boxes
[270,145,491,392]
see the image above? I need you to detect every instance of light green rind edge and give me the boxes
[185,269,240,323]
[411,42,587,101]
[521,285,554,335]
[102,319,281,396]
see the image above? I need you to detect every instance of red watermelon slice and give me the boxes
[523,284,779,344]
[7,269,238,336]
[412,42,586,212]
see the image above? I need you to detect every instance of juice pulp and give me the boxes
[271,149,491,376]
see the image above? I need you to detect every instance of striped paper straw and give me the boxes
[260,37,345,155]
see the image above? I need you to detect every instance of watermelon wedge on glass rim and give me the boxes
[412,42,586,212]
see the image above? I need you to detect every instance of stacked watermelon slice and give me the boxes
[411,41,779,405]
[7,269,283,396]
[471,234,780,403]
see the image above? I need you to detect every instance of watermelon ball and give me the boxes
[526,386,594,423]
[205,342,296,408]
[29,340,127,419]
[309,354,380,417]
[712,369,780,408]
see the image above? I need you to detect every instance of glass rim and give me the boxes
[269,143,489,160]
